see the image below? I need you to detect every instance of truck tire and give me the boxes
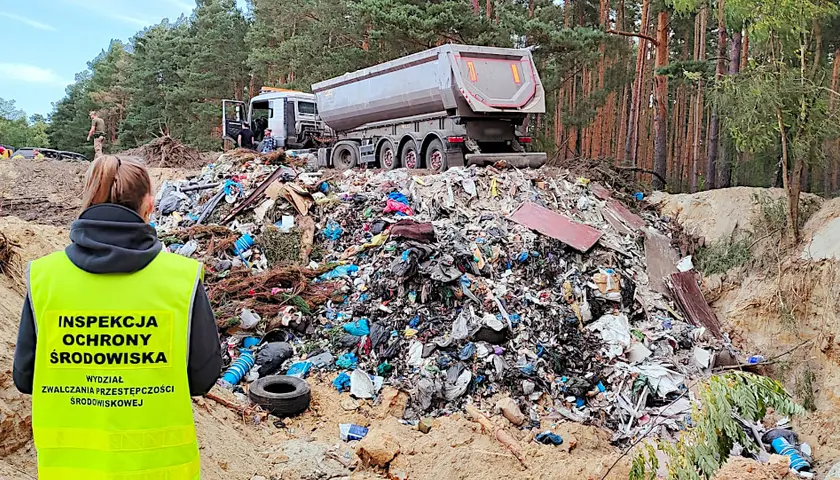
[249,375,311,417]
[333,143,358,170]
[425,139,447,172]
[379,140,399,170]
[401,141,420,169]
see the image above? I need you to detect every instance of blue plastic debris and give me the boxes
[242,337,260,349]
[286,361,313,378]
[597,381,606,392]
[336,353,359,369]
[342,318,370,336]
[458,342,476,360]
[333,372,351,392]
[323,219,344,240]
[575,397,586,408]
[319,264,358,281]
[535,431,564,446]
[409,315,420,328]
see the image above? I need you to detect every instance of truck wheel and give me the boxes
[380,140,399,170]
[425,139,447,172]
[249,375,311,417]
[333,143,358,170]
[401,142,420,169]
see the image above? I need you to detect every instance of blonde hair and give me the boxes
[81,155,151,213]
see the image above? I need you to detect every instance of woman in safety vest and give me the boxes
[13,155,222,479]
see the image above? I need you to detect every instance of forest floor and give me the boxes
[0,159,838,479]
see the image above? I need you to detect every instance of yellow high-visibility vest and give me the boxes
[29,250,203,480]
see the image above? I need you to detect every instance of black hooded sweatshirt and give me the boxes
[13,204,222,396]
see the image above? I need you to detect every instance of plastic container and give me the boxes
[221,351,255,385]
[232,233,254,255]
[339,423,369,441]
[771,437,811,472]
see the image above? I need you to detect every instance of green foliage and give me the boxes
[695,238,752,275]
[630,372,805,480]
[0,98,51,149]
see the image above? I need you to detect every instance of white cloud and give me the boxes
[0,63,69,86]
[0,12,57,31]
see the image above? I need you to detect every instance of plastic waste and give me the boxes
[771,437,811,472]
[307,351,335,369]
[535,431,563,445]
[342,318,370,336]
[407,340,423,367]
[336,352,359,369]
[176,240,198,257]
[349,369,383,399]
[333,372,351,392]
[276,215,295,233]
[319,264,359,281]
[339,423,369,441]
[676,255,694,272]
[256,341,292,376]
[286,361,313,378]
[323,220,343,240]
[239,308,261,329]
[233,233,255,255]
[221,351,255,385]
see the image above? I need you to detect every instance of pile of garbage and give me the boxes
[152,149,729,444]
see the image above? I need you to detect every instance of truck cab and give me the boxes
[222,88,327,149]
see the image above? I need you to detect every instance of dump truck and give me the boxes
[222,44,547,171]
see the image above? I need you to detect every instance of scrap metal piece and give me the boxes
[221,167,289,224]
[644,228,679,294]
[668,271,722,338]
[509,202,602,252]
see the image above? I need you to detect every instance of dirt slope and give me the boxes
[655,187,840,473]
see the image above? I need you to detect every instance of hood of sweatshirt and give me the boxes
[65,203,161,274]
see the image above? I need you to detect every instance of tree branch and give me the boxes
[607,29,659,46]
[616,166,667,184]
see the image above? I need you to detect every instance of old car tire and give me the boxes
[333,143,358,170]
[401,141,420,169]
[379,140,399,170]
[425,138,447,172]
[249,375,311,417]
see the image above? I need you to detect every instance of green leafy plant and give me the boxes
[695,238,753,275]
[630,372,805,480]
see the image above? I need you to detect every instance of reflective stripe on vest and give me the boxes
[29,251,203,480]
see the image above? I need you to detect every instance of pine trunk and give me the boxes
[830,48,840,194]
[625,0,650,166]
[691,5,707,192]
[653,10,669,190]
[706,0,726,190]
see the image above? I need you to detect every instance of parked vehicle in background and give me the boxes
[11,147,88,161]
[223,44,546,171]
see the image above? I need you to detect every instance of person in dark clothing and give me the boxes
[13,155,221,398]
[237,122,256,150]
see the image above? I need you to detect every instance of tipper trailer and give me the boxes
[222,44,547,171]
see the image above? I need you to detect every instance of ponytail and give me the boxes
[81,155,152,214]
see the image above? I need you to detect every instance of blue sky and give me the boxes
[0,0,199,118]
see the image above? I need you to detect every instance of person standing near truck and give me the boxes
[13,155,221,479]
[86,111,106,158]
[237,122,255,150]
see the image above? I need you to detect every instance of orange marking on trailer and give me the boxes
[511,63,521,84]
